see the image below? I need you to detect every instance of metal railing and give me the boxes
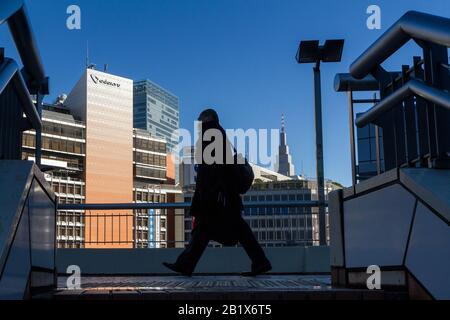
[335,11,450,184]
[58,200,321,211]
[56,201,326,248]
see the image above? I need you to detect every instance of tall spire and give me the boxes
[276,114,295,177]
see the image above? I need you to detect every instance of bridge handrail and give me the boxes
[58,200,324,211]
[355,79,450,128]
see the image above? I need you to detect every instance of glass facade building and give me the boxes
[133,80,180,152]
[356,113,385,181]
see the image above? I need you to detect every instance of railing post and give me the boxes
[402,63,418,165]
[373,93,382,175]
[371,66,397,171]
[393,67,407,167]
[413,57,429,166]
[347,91,357,187]
[422,43,450,168]
[34,92,43,167]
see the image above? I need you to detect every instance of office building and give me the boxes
[22,102,86,248]
[133,79,180,152]
[241,179,331,247]
[180,147,340,247]
[133,129,184,248]
[22,69,184,249]
[65,69,134,248]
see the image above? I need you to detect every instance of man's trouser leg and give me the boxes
[175,226,209,273]
[235,217,270,268]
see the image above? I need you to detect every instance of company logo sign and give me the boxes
[90,74,121,88]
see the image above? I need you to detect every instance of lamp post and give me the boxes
[296,39,345,246]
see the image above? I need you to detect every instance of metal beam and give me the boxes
[335,73,380,92]
[58,201,324,211]
[350,11,450,79]
[347,91,357,187]
[0,58,41,131]
[0,0,23,24]
[334,73,401,92]
[356,79,450,128]
[0,1,46,88]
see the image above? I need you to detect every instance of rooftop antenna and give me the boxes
[281,113,285,133]
[301,160,305,178]
[86,41,89,69]
[86,41,96,70]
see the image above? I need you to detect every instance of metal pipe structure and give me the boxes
[0,0,48,166]
[334,73,401,92]
[350,10,450,79]
[333,10,450,184]
[1,0,46,87]
[0,0,23,23]
[373,93,381,175]
[58,201,323,211]
[347,91,357,187]
[34,93,43,166]
[334,73,380,92]
[356,79,450,128]
[0,58,41,130]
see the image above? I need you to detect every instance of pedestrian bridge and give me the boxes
[0,1,449,300]
[0,160,440,300]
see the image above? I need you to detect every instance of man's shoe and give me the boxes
[163,262,192,277]
[241,262,272,277]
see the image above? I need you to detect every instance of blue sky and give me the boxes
[1,0,449,186]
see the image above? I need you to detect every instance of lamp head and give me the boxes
[296,39,345,64]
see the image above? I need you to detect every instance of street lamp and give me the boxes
[296,39,345,246]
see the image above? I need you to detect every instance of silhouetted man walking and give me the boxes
[163,109,272,277]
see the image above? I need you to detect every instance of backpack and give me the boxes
[229,151,254,195]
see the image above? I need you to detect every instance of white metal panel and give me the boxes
[344,184,415,268]
[0,161,33,270]
[0,206,31,300]
[28,156,68,169]
[406,203,450,300]
[29,180,55,270]
[329,190,344,267]
[400,168,450,223]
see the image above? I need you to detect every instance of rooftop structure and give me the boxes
[275,114,296,177]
